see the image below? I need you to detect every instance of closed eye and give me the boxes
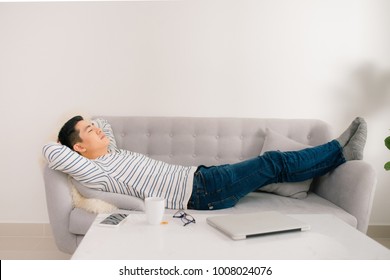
[89,123,96,132]
[84,124,94,133]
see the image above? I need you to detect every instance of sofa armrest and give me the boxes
[312,160,377,233]
[43,165,79,254]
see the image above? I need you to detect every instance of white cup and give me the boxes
[144,197,165,225]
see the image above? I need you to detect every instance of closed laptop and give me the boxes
[206,211,310,240]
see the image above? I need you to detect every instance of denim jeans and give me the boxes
[187,140,346,210]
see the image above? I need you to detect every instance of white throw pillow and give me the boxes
[70,181,118,214]
[259,129,312,199]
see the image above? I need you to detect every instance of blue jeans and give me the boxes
[187,140,346,210]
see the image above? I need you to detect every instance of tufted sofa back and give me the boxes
[101,116,334,167]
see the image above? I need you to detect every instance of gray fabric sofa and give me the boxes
[43,116,377,254]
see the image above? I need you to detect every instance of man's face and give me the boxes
[73,120,110,155]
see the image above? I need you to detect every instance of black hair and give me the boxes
[58,115,84,150]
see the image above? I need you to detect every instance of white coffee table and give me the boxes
[71,211,390,260]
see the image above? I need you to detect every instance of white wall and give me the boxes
[0,0,389,224]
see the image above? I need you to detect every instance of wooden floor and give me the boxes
[0,236,71,260]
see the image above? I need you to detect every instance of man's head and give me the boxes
[58,116,84,149]
[58,116,110,159]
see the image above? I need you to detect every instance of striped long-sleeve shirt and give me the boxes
[43,119,197,209]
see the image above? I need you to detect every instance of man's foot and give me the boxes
[336,117,362,147]
[341,117,367,160]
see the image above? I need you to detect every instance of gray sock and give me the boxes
[342,118,367,160]
[336,117,362,147]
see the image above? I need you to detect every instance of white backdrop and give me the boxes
[0,0,389,225]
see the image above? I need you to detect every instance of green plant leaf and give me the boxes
[385,162,390,171]
[385,136,390,150]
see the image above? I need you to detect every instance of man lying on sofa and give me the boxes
[43,116,367,211]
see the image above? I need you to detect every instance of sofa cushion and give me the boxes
[201,192,358,229]
[69,192,358,235]
[259,128,312,199]
[247,192,358,228]
[68,193,358,236]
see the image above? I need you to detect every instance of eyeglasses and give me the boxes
[173,211,196,226]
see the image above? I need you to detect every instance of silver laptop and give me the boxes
[206,211,310,240]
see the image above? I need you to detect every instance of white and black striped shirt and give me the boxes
[43,119,197,209]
